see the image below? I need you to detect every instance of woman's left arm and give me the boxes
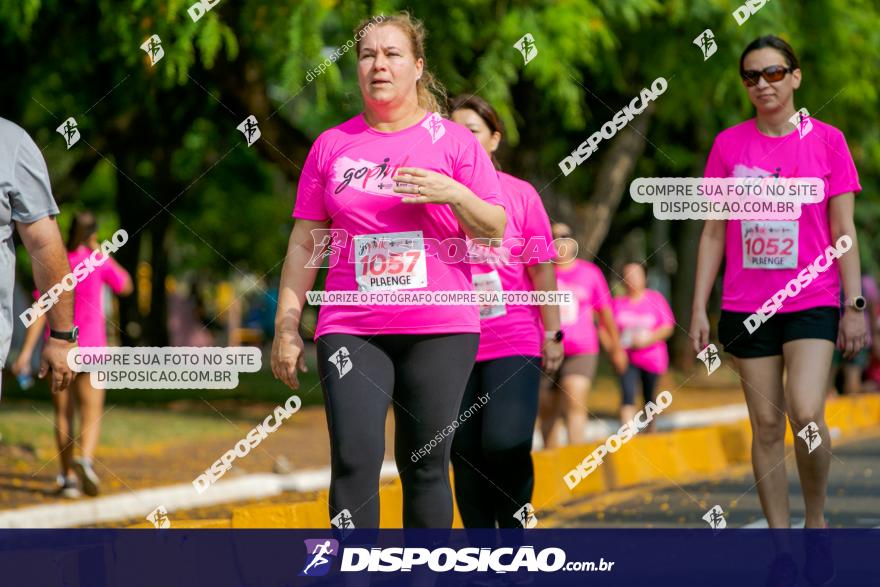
[393,167,506,239]
[829,192,867,358]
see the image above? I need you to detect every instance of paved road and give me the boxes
[552,432,880,528]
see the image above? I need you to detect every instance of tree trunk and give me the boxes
[671,219,702,370]
[574,104,655,261]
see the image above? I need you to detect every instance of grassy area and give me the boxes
[1,365,326,408]
[0,402,237,453]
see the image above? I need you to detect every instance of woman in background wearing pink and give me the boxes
[691,35,863,582]
[13,212,132,498]
[612,263,673,432]
[271,13,506,528]
[538,222,627,447]
[448,95,562,528]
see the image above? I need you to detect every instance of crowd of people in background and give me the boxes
[1,11,879,556]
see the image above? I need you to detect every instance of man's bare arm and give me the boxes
[17,216,73,330]
[16,215,76,393]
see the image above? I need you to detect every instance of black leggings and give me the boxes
[451,355,542,528]
[620,364,659,406]
[316,332,479,529]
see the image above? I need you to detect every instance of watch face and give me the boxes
[855,297,867,310]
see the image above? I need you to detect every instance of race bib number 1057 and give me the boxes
[355,231,428,292]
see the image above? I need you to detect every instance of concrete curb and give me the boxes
[231,396,879,527]
[4,396,878,528]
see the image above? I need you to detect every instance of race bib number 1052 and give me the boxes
[355,231,428,292]
[741,221,798,269]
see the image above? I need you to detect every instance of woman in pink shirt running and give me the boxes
[612,263,674,432]
[13,212,132,498]
[691,36,865,553]
[538,222,627,447]
[447,95,562,528]
[271,13,506,529]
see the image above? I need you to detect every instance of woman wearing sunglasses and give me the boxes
[691,35,864,583]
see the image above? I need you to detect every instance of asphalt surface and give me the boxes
[551,432,880,529]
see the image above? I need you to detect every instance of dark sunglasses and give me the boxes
[740,65,794,87]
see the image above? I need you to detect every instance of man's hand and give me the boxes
[39,338,76,393]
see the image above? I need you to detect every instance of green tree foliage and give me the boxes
[1,0,877,352]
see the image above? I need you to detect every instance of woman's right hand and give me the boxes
[611,347,628,374]
[272,330,309,390]
[690,308,710,354]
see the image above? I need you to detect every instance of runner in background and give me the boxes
[612,263,674,432]
[271,12,506,529]
[538,222,627,448]
[690,35,863,583]
[448,95,562,528]
[13,212,132,497]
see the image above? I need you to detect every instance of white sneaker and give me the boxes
[73,458,100,496]
[56,475,81,499]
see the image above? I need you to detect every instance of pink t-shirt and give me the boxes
[555,260,611,356]
[472,171,555,361]
[37,246,129,347]
[293,112,504,337]
[612,290,674,374]
[704,118,861,313]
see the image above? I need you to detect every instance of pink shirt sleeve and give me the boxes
[293,138,330,221]
[652,290,675,328]
[589,265,612,311]
[827,128,861,197]
[704,135,728,177]
[453,137,504,209]
[521,184,555,266]
[101,257,129,294]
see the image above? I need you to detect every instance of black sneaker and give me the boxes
[804,526,835,586]
[765,553,797,587]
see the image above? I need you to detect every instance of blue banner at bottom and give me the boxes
[0,529,876,586]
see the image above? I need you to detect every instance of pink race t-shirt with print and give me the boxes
[36,245,129,348]
[704,118,861,313]
[555,260,612,356]
[612,290,674,374]
[294,112,504,337]
[472,171,555,362]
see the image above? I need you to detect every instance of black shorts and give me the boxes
[718,306,839,359]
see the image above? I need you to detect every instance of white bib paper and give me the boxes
[472,270,506,319]
[560,290,579,325]
[355,231,428,291]
[741,221,798,269]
